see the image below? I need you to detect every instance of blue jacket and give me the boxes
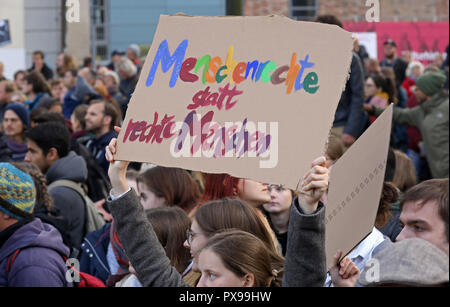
[63,88,82,119]
[79,223,111,283]
[0,218,71,287]
[86,130,118,176]
[333,52,365,138]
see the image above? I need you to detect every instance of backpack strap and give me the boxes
[6,249,21,275]
[48,179,87,198]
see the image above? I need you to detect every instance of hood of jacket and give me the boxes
[0,218,70,262]
[46,151,88,184]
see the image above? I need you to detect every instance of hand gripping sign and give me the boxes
[115,14,353,190]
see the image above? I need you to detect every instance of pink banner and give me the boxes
[343,21,449,65]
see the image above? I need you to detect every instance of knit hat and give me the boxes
[0,163,36,220]
[4,103,30,128]
[127,44,140,58]
[416,72,446,97]
[358,238,449,287]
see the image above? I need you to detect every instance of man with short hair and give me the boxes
[380,40,408,87]
[0,162,71,286]
[396,178,449,255]
[357,178,450,287]
[27,50,54,81]
[25,122,87,250]
[106,50,124,72]
[85,100,118,175]
[0,104,29,161]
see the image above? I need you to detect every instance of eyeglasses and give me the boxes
[186,229,197,245]
[267,184,285,193]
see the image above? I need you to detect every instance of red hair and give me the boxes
[189,173,243,218]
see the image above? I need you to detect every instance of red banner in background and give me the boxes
[343,21,449,65]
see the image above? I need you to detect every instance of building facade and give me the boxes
[243,0,449,21]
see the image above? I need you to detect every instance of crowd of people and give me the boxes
[0,14,448,288]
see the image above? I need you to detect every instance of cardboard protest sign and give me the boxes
[116,14,353,190]
[325,104,393,271]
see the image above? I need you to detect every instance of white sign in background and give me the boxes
[0,48,26,80]
[355,32,378,59]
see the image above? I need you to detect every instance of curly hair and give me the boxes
[12,162,53,212]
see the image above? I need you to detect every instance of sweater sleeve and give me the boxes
[282,198,326,287]
[107,188,189,287]
[373,105,422,127]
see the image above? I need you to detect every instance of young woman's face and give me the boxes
[183,218,209,259]
[364,77,378,98]
[196,249,252,287]
[263,185,293,214]
[237,179,270,207]
[137,182,166,211]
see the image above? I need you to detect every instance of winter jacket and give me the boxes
[85,130,118,176]
[0,135,27,162]
[0,218,71,286]
[282,199,326,287]
[63,87,82,119]
[28,63,54,81]
[79,223,112,283]
[333,52,365,138]
[374,91,449,178]
[46,151,88,250]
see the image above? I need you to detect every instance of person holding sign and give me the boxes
[104,131,359,287]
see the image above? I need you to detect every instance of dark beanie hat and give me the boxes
[4,103,30,128]
[416,72,446,97]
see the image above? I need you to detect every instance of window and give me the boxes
[290,0,319,21]
[91,0,109,62]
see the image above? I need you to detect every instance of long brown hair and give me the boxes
[194,198,280,254]
[137,166,200,214]
[392,150,417,192]
[201,230,284,287]
[146,207,191,274]
[56,53,78,78]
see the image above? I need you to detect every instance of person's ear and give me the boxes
[0,211,12,221]
[103,115,112,127]
[232,186,238,196]
[242,273,254,287]
[46,147,59,163]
